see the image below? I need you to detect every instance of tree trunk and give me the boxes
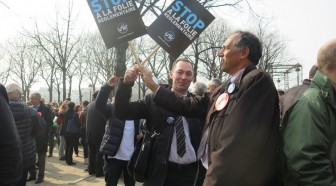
[115,42,128,77]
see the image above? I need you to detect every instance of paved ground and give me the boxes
[26,147,142,186]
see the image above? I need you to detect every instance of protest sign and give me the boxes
[87,0,147,48]
[147,0,215,59]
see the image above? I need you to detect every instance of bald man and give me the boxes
[282,38,336,185]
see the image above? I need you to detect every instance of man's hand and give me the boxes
[107,76,120,87]
[137,66,159,92]
[124,66,139,84]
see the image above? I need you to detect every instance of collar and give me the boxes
[230,68,245,83]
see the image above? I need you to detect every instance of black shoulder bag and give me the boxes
[127,130,160,182]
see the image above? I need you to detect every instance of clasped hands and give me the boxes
[107,65,158,92]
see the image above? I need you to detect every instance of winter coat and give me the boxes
[0,84,22,185]
[86,101,107,145]
[153,64,281,186]
[115,82,204,186]
[282,70,336,185]
[95,84,140,156]
[9,98,45,169]
[59,109,80,137]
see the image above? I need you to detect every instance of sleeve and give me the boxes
[283,96,336,185]
[114,81,150,120]
[153,86,209,118]
[94,84,113,119]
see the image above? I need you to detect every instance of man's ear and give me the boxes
[240,47,250,60]
[169,71,173,79]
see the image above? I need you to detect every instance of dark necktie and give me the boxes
[175,116,186,157]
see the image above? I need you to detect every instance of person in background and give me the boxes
[73,104,82,157]
[138,31,280,185]
[207,78,222,94]
[28,93,54,184]
[190,82,208,96]
[0,84,23,186]
[59,102,80,166]
[281,64,318,119]
[86,91,106,177]
[57,101,69,161]
[6,83,45,186]
[282,38,336,185]
[80,101,89,163]
[47,103,57,157]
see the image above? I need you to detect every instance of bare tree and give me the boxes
[39,53,57,102]
[253,19,292,73]
[85,32,117,89]
[25,1,82,101]
[0,47,10,84]
[5,37,41,101]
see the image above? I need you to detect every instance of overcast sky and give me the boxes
[1,0,335,89]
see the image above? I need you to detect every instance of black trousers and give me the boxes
[163,162,198,186]
[73,135,79,156]
[88,144,104,176]
[65,135,75,164]
[104,158,135,186]
[48,131,55,156]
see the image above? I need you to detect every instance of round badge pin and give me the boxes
[228,83,235,94]
[215,93,229,111]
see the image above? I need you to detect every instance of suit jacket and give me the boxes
[154,65,281,186]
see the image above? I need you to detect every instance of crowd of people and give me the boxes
[1,30,336,186]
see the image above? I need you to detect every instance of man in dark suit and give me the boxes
[115,59,205,186]
[86,91,105,177]
[28,92,54,184]
[138,31,281,186]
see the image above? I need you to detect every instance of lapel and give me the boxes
[205,64,257,126]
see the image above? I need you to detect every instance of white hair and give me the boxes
[5,83,23,94]
[190,82,207,96]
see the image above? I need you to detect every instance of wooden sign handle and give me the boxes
[128,41,141,66]
[141,45,161,66]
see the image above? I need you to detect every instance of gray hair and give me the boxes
[233,31,262,65]
[190,82,207,96]
[208,78,222,87]
[30,92,41,100]
[5,83,23,94]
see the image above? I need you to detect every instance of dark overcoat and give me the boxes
[36,102,54,153]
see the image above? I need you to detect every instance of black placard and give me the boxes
[147,0,215,59]
[87,0,147,48]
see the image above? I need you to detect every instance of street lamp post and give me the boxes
[295,67,300,86]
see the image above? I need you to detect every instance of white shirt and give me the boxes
[108,120,135,161]
[169,116,197,164]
